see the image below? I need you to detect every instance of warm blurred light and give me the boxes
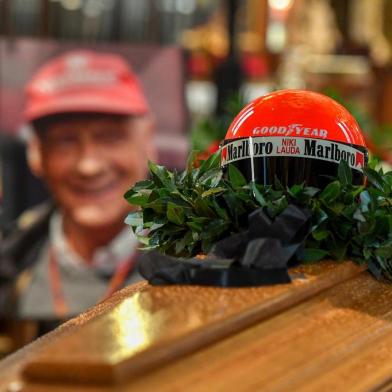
[268,0,293,11]
[266,21,286,52]
[186,81,217,115]
[61,0,82,11]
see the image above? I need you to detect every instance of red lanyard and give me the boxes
[49,247,138,319]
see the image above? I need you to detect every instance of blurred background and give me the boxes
[1,0,392,224]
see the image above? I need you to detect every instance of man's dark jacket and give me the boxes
[0,203,53,317]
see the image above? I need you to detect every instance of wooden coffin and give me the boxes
[1,260,392,391]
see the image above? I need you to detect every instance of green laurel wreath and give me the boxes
[125,152,392,281]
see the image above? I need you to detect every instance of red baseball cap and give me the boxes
[24,50,149,122]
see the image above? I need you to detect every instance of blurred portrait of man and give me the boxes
[0,50,156,339]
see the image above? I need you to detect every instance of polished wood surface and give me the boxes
[1,260,391,391]
[126,272,392,392]
[22,261,364,386]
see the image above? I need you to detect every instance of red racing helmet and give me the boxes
[221,90,368,187]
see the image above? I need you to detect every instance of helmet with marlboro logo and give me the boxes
[221,90,368,187]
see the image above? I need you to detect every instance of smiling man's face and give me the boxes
[32,114,154,230]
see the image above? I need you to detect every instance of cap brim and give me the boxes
[24,92,149,122]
